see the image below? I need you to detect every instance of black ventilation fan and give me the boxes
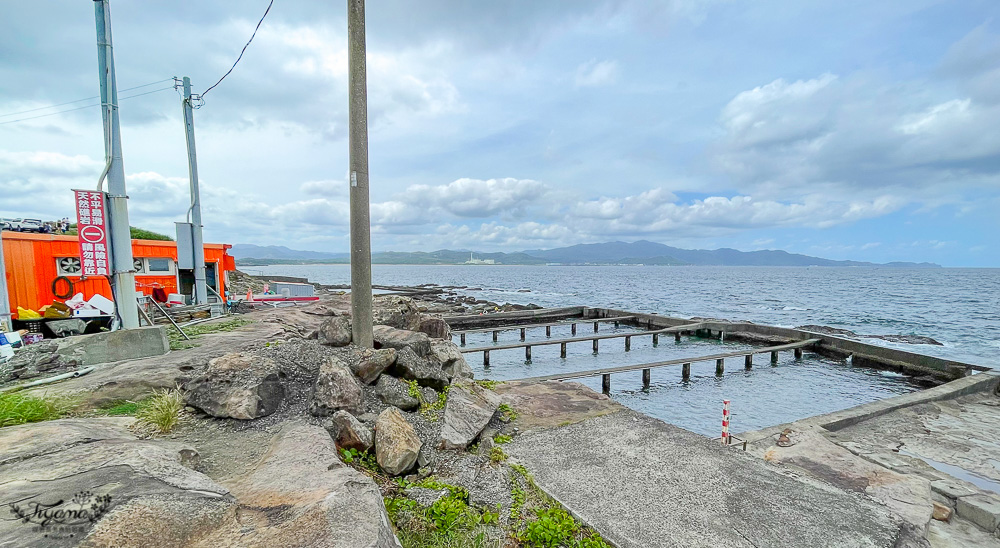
[134,258,144,273]
[58,257,82,274]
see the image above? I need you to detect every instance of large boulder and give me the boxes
[184,352,285,420]
[375,407,422,476]
[438,383,502,450]
[310,355,363,416]
[417,315,451,339]
[430,340,473,382]
[330,410,374,452]
[350,347,397,385]
[202,422,401,547]
[372,295,421,331]
[375,374,420,412]
[373,325,432,357]
[318,316,352,347]
[390,347,449,391]
[0,418,235,548]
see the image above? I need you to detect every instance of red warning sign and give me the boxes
[74,189,111,276]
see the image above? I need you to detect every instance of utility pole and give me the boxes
[348,0,373,347]
[180,77,208,305]
[0,232,10,332]
[94,0,139,329]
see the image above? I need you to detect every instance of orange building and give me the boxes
[1,231,235,317]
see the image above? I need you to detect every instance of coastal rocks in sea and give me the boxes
[438,382,502,450]
[350,347,397,384]
[310,355,363,416]
[206,422,401,548]
[375,407,423,476]
[184,352,285,420]
[373,325,433,358]
[431,340,473,382]
[0,418,235,548]
[372,295,422,331]
[417,316,451,339]
[390,347,449,391]
[318,316,352,347]
[375,374,420,411]
[330,410,374,452]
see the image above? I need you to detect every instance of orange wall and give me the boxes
[1,232,233,316]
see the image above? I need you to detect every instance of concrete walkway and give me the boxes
[500,381,908,548]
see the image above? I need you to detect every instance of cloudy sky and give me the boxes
[2,1,999,266]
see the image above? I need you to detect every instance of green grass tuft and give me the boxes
[0,392,72,428]
[134,389,183,434]
[168,317,253,350]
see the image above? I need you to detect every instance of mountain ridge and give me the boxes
[230,240,941,268]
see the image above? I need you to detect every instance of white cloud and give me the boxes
[575,59,619,87]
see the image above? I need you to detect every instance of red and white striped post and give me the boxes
[721,400,731,445]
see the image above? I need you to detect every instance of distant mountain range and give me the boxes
[230,241,941,268]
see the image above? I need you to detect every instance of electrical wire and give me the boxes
[201,0,274,98]
[0,86,174,126]
[0,78,173,119]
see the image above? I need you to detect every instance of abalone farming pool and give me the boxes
[463,324,926,437]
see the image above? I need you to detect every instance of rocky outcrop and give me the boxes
[373,325,432,357]
[1,340,81,383]
[350,348,397,384]
[310,355,363,416]
[185,352,285,420]
[375,407,422,476]
[318,316,352,347]
[375,374,420,411]
[439,382,502,450]
[203,422,401,548]
[0,418,234,548]
[372,295,421,331]
[391,347,449,390]
[417,316,451,339]
[431,340,473,382]
[331,410,374,452]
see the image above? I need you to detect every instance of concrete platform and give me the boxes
[502,382,908,548]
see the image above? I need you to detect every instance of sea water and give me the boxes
[252,265,1000,436]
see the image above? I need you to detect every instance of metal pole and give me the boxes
[0,232,10,332]
[94,0,139,329]
[181,76,208,305]
[348,0,373,348]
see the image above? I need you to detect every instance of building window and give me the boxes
[146,258,172,272]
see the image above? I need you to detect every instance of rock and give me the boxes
[955,494,1000,532]
[439,383,502,450]
[357,412,379,424]
[204,422,401,547]
[310,355,363,416]
[350,347,397,384]
[372,295,422,331]
[375,374,420,411]
[0,418,234,548]
[417,446,434,469]
[391,347,449,391]
[47,318,88,337]
[375,407,422,476]
[1,340,81,382]
[373,325,433,357]
[417,316,451,339]
[404,486,447,507]
[318,316,352,347]
[420,386,439,404]
[184,352,285,420]
[431,340,473,382]
[932,502,952,522]
[331,410,374,452]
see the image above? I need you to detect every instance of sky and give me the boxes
[1,1,999,267]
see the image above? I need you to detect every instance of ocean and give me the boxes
[251,264,1000,436]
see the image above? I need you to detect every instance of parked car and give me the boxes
[8,218,44,232]
[0,218,13,230]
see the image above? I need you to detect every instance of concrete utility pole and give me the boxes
[94,0,139,329]
[348,0,374,347]
[180,77,208,305]
[0,233,10,332]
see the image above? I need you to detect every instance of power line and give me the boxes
[201,0,274,98]
[0,78,173,119]
[0,86,174,126]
